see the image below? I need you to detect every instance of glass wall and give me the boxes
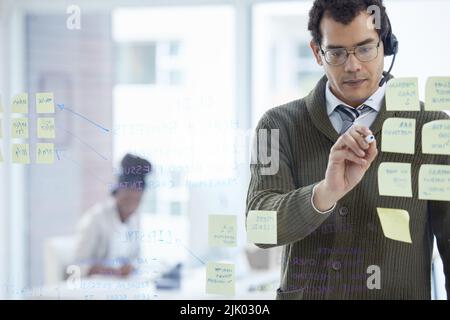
[0,0,448,300]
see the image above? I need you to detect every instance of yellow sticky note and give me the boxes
[12,143,30,164]
[419,165,450,201]
[36,92,55,113]
[11,118,29,139]
[425,77,450,111]
[378,162,412,197]
[381,118,416,154]
[246,210,277,244]
[205,262,235,296]
[376,208,412,243]
[386,78,420,111]
[208,215,237,247]
[11,93,28,113]
[37,118,56,139]
[36,143,55,164]
[422,120,450,155]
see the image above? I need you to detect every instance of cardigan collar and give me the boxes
[305,72,396,143]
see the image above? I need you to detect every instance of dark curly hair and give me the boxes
[111,153,152,195]
[308,0,391,45]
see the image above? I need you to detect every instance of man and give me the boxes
[246,0,449,299]
[74,153,152,277]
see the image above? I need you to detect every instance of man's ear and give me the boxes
[310,40,323,66]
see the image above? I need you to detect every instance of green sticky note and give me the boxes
[378,162,412,197]
[422,120,450,155]
[11,93,28,113]
[36,143,55,164]
[376,208,412,244]
[419,164,450,201]
[381,118,416,154]
[208,215,237,247]
[37,118,56,139]
[386,77,420,111]
[12,143,30,164]
[425,77,450,111]
[205,262,235,296]
[246,210,277,244]
[11,118,29,139]
[36,92,55,114]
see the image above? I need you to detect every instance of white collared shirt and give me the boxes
[312,80,386,214]
[74,197,140,276]
[325,80,386,134]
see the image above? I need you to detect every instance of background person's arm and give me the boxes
[87,263,134,277]
[73,212,102,277]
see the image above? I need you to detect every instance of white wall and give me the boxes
[387,0,450,107]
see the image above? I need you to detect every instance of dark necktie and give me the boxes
[335,104,373,135]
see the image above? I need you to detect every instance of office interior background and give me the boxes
[0,0,449,299]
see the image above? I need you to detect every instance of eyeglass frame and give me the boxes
[319,40,381,66]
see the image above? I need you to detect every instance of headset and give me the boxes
[379,14,399,87]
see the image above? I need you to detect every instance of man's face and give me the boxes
[311,11,384,107]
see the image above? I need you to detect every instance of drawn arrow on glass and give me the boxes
[55,148,112,186]
[175,239,206,265]
[57,125,108,161]
[57,103,110,133]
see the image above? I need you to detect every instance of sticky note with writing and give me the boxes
[11,118,29,139]
[246,210,277,244]
[376,208,412,244]
[205,262,235,296]
[208,215,237,247]
[422,120,450,155]
[11,93,28,113]
[378,162,412,197]
[381,118,416,154]
[37,118,56,139]
[418,164,450,201]
[36,92,55,113]
[36,143,55,164]
[386,77,420,111]
[425,77,450,111]
[12,143,30,164]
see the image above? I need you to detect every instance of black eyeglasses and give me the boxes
[320,41,381,66]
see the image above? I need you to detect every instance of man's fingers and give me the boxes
[349,128,370,150]
[334,125,373,154]
[332,149,367,165]
[348,125,373,150]
[341,133,366,157]
[352,124,373,137]
[365,140,378,162]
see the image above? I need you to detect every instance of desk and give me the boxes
[26,268,278,300]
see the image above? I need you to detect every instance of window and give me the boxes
[112,6,236,264]
[252,1,322,127]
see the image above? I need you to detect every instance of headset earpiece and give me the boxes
[383,32,399,56]
[379,15,399,86]
[382,14,398,56]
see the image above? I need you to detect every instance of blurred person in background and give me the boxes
[74,153,152,277]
